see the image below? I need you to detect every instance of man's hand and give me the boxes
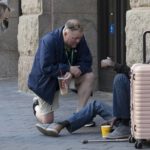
[100,57,114,68]
[70,66,81,78]
[64,72,72,79]
[63,72,72,86]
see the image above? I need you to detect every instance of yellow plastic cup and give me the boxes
[101,125,111,138]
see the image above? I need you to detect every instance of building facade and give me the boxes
[1,0,150,92]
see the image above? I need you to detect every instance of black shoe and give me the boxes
[84,121,96,127]
[33,97,39,116]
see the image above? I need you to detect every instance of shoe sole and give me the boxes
[84,122,96,127]
[36,125,58,137]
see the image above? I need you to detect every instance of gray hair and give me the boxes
[64,19,84,32]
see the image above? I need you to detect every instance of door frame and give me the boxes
[97,0,130,91]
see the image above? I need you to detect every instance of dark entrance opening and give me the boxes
[98,0,130,91]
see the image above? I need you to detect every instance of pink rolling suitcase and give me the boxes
[130,31,150,149]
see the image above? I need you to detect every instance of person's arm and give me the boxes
[39,36,70,77]
[113,63,130,78]
[75,36,92,74]
[101,57,130,78]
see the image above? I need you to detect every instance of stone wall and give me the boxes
[126,0,150,66]
[130,0,150,8]
[0,0,19,79]
[18,0,98,92]
[18,0,51,92]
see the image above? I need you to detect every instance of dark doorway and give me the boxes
[98,0,130,92]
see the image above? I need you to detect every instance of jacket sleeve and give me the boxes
[114,63,130,79]
[76,37,92,74]
[39,36,70,77]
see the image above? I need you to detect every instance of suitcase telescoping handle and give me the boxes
[143,31,150,63]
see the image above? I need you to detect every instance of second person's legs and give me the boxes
[36,100,113,136]
[113,74,130,119]
[107,73,130,139]
[66,100,113,132]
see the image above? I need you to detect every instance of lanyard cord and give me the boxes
[65,49,74,66]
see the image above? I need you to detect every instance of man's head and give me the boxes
[63,19,84,48]
[0,2,10,31]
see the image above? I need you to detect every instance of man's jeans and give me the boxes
[67,100,113,132]
[113,74,130,119]
[66,73,130,133]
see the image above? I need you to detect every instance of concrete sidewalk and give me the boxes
[0,78,145,150]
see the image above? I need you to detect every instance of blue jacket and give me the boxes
[28,27,92,104]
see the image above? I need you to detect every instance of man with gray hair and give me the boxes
[0,2,10,32]
[28,19,95,125]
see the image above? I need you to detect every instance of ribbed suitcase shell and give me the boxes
[131,64,150,140]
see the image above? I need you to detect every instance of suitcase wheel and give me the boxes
[135,140,143,149]
[129,135,135,143]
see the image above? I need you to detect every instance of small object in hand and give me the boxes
[101,57,114,68]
